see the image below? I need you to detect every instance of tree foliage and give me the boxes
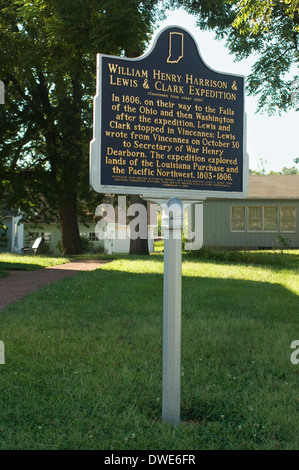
[233,0,299,34]
[0,0,161,253]
[175,0,299,114]
[249,157,299,174]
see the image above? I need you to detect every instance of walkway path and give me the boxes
[0,260,108,312]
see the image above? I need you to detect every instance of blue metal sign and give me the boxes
[90,26,248,200]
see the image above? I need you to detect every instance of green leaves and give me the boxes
[176,0,299,114]
[0,0,161,252]
[233,0,299,34]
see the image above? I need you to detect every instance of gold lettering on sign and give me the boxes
[102,49,242,191]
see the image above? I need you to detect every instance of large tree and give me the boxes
[0,0,161,254]
[175,0,299,114]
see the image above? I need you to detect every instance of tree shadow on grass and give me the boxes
[0,264,297,449]
[185,249,299,269]
[95,262,298,324]
[91,266,298,429]
[0,261,44,271]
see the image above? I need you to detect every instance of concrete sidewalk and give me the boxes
[0,260,108,312]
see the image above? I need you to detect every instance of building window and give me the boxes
[230,205,296,233]
[25,231,39,245]
[248,206,262,232]
[42,232,52,242]
[280,206,296,232]
[263,207,279,232]
[231,206,246,231]
[88,232,97,242]
[25,231,52,245]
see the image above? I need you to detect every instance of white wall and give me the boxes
[105,223,155,254]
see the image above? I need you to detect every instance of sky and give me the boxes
[149,8,298,173]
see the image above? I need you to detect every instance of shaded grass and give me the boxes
[0,253,71,273]
[186,247,299,267]
[0,254,298,449]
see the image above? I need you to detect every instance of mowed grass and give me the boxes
[0,253,71,276]
[0,252,298,450]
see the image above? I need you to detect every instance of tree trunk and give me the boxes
[59,197,82,255]
[129,194,149,255]
[124,47,149,256]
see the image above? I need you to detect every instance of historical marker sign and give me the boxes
[90,26,248,200]
[90,26,249,427]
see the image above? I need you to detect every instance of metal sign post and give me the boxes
[162,198,184,426]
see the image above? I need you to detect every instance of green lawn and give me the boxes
[0,253,71,276]
[0,251,298,450]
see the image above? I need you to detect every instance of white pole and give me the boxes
[162,198,183,426]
